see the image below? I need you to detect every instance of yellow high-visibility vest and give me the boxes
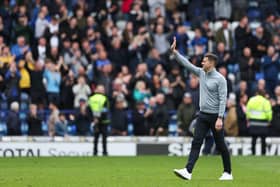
[246,95,272,126]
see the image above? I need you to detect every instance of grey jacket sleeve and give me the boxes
[218,76,227,117]
[174,51,201,76]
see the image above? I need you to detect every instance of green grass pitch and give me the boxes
[0,156,280,187]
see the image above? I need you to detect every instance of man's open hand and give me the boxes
[215,118,223,131]
[170,37,177,53]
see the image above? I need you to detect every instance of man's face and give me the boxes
[201,57,213,72]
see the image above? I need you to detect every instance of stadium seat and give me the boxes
[21,122,29,135]
[67,125,77,135]
[0,121,7,136]
[0,101,8,110]
[19,112,27,121]
[0,111,6,121]
[127,123,134,136]
[20,102,28,110]
[168,114,178,136]
[20,92,29,102]
[41,121,48,135]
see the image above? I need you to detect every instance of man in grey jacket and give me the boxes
[171,37,233,180]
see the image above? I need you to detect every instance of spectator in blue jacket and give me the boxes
[11,36,30,62]
[43,60,61,105]
[261,46,280,97]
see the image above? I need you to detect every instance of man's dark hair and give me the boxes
[204,53,218,66]
[256,89,266,97]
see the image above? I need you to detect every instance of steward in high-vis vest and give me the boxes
[246,90,272,155]
[88,84,110,156]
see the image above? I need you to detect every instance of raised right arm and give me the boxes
[170,37,201,76]
[174,51,201,76]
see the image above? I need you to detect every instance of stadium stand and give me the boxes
[0,0,280,137]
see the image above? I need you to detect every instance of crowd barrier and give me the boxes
[1,136,280,157]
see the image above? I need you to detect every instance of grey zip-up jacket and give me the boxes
[174,51,227,117]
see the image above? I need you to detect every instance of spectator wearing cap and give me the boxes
[131,100,149,135]
[177,92,196,136]
[71,98,92,136]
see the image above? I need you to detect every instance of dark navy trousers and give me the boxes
[186,112,231,173]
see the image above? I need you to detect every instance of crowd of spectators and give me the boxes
[1,0,280,137]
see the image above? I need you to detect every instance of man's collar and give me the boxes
[206,68,216,74]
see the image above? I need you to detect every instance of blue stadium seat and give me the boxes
[0,101,8,110]
[168,114,178,136]
[19,112,27,121]
[20,93,29,102]
[20,102,28,110]
[127,123,134,136]
[21,122,29,135]
[67,125,77,135]
[0,111,6,121]
[41,121,48,135]
[0,121,7,136]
